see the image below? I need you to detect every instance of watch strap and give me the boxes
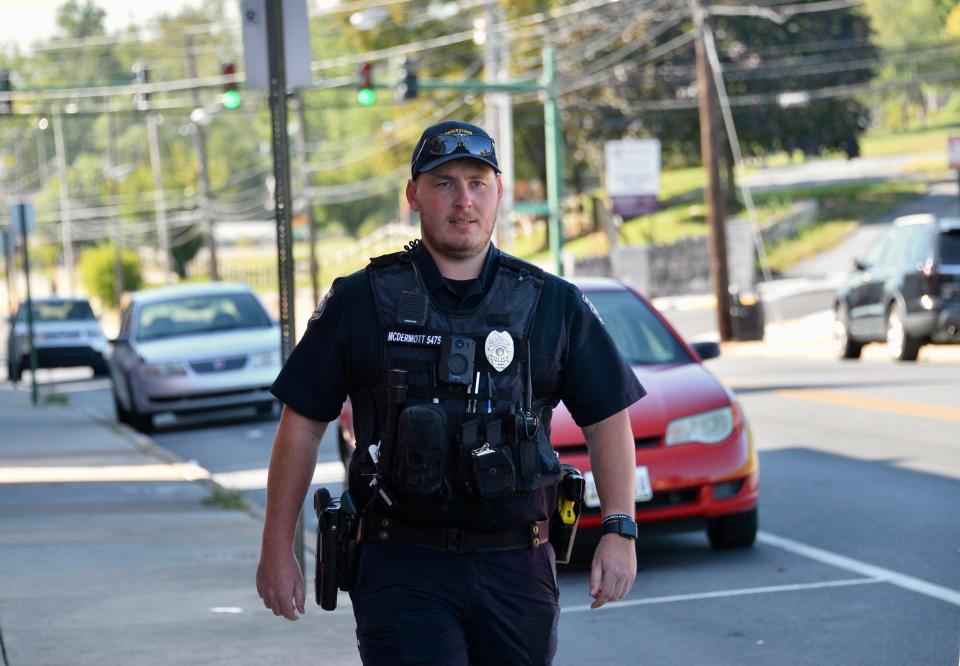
[601,515,637,540]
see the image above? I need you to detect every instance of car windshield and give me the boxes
[939,230,960,265]
[135,292,273,341]
[586,290,692,365]
[17,301,95,323]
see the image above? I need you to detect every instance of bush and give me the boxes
[77,243,143,308]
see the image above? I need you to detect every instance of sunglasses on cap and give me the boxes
[414,133,496,163]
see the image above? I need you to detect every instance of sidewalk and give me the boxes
[0,387,360,666]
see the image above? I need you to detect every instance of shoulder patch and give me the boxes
[309,288,333,322]
[582,293,604,326]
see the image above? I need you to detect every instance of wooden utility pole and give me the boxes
[293,92,320,307]
[185,33,219,282]
[692,0,733,340]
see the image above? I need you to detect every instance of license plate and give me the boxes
[583,466,653,508]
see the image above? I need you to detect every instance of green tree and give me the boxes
[77,243,142,307]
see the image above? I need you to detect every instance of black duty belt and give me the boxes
[363,512,549,554]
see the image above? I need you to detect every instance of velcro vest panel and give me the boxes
[356,250,562,511]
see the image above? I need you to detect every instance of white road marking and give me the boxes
[759,531,960,608]
[559,577,881,614]
[211,461,344,491]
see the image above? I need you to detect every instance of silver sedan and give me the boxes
[107,282,281,432]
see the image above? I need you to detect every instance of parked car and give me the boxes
[107,282,281,432]
[833,214,960,361]
[5,297,108,381]
[339,277,759,551]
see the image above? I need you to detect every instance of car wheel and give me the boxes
[886,305,920,362]
[707,508,757,549]
[338,425,356,471]
[127,408,155,434]
[832,305,862,360]
[113,393,131,425]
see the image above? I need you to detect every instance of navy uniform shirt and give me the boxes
[272,242,645,429]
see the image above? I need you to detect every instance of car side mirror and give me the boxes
[852,258,867,272]
[692,341,721,361]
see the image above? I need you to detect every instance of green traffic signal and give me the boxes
[222,89,242,109]
[356,87,377,107]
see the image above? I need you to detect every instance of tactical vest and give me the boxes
[347,247,563,525]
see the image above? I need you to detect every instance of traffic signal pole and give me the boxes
[410,47,565,275]
[542,45,564,277]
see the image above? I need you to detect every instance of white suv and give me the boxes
[6,297,109,381]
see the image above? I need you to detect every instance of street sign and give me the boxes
[241,0,313,90]
[948,136,960,170]
[10,201,35,238]
[605,139,661,217]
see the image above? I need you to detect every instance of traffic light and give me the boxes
[131,61,149,111]
[221,63,241,109]
[396,57,418,101]
[357,62,377,107]
[0,69,12,115]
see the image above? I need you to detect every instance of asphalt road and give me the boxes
[20,342,960,665]
[5,177,958,664]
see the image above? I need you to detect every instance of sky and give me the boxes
[0,0,202,53]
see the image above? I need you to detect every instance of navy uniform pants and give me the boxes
[349,539,560,665]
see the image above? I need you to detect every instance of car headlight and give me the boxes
[251,350,281,367]
[139,361,187,377]
[665,406,734,446]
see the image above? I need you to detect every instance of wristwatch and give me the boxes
[601,515,638,540]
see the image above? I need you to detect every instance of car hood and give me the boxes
[132,326,280,363]
[551,362,733,446]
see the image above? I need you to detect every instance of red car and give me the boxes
[339,277,758,550]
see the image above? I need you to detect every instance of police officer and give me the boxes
[257,120,646,665]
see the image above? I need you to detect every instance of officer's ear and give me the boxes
[406,179,420,213]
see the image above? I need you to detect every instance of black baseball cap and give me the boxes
[410,120,500,179]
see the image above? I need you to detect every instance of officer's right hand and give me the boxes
[256,548,305,621]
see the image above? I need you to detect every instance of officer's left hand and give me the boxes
[589,533,637,609]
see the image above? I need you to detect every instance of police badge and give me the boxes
[484,330,514,372]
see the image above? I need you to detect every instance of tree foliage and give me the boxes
[77,242,143,307]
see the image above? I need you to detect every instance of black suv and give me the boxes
[833,214,960,361]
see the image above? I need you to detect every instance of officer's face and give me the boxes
[407,160,503,262]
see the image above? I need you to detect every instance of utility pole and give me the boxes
[483,0,514,249]
[185,33,219,281]
[135,58,172,283]
[293,91,320,306]
[35,119,48,185]
[692,0,732,340]
[264,0,303,573]
[52,106,74,295]
[106,112,124,306]
[145,111,171,282]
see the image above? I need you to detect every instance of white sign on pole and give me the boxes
[605,139,661,197]
[948,136,960,170]
[241,0,313,90]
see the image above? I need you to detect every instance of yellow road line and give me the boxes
[776,388,960,423]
